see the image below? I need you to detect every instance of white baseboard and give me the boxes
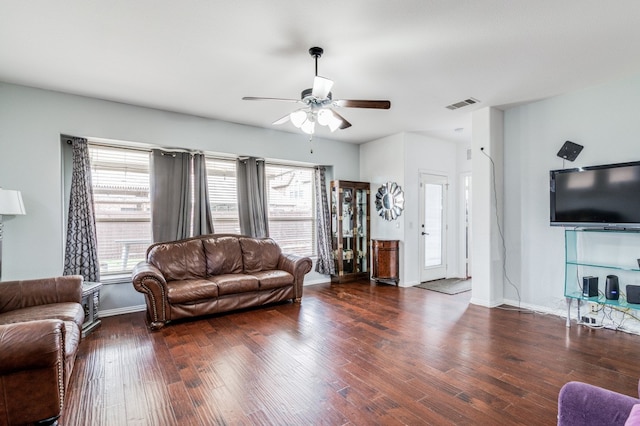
[100,304,146,318]
[502,298,564,316]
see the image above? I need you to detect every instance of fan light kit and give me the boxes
[243,47,391,142]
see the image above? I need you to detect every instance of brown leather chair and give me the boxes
[0,276,85,426]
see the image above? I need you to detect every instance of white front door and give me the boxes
[420,173,448,282]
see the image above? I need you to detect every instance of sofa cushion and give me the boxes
[627,404,640,426]
[203,236,243,275]
[166,279,219,304]
[211,274,259,296]
[252,270,294,290]
[148,239,206,281]
[239,238,281,273]
[0,303,85,328]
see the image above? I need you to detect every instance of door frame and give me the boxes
[460,172,472,279]
[419,172,448,282]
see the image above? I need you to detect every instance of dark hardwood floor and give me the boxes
[61,281,640,425]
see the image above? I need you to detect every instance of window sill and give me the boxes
[99,274,133,285]
[98,255,318,285]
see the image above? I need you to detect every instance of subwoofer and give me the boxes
[627,285,640,304]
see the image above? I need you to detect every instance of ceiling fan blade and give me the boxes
[272,114,290,125]
[242,96,301,103]
[312,76,334,99]
[335,99,391,109]
[330,109,352,130]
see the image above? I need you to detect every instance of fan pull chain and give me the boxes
[309,134,313,154]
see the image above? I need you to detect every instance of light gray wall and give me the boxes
[503,73,640,312]
[404,132,459,286]
[0,82,360,312]
[360,132,461,287]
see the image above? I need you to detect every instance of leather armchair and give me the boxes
[0,276,85,426]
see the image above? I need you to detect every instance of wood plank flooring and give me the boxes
[61,281,640,425]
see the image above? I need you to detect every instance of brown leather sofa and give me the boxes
[132,234,313,330]
[0,276,85,426]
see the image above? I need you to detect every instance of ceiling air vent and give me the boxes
[446,97,480,110]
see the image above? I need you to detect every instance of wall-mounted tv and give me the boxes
[550,160,640,228]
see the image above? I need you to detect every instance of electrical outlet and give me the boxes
[589,303,599,313]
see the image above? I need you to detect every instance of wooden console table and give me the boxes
[371,239,399,285]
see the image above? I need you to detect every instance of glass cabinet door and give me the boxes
[330,180,370,283]
[355,187,368,274]
[341,186,355,274]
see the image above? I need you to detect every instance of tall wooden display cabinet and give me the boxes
[330,180,370,283]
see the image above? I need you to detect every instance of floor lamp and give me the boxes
[0,188,26,281]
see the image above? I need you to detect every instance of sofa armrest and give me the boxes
[0,320,67,424]
[0,320,64,374]
[0,275,83,314]
[558,381,640,426]
[131,261,169,329]
[277,253,312,300]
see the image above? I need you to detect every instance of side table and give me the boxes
[81,281,102,337]
[371,239,400,286]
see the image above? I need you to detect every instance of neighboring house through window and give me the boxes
[88,144,151,276]
[265,163,315,257]
[86,143,316,277]
[206,157,240,234]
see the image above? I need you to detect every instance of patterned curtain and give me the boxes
[236,157,269,238]
[64,137,100,282]
[314,166,335,275]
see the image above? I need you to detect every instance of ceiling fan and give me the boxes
[243,47,391,135]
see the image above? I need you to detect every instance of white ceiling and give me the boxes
[2,1,640,144]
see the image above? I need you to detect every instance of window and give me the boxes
[85,142,315,275]
[88,144,151,275]
[205,157,240,234]
[265,163,315,257]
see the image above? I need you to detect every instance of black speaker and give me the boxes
[583,276,599,298]
[605,275,620,300]
[627,285,640,304]
[557,141,584,162]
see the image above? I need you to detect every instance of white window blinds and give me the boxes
[265,163,315,256]
[88,144,151,275]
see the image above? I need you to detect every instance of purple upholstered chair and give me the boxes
[558,380,640,426]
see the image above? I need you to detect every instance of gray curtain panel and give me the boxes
[192,153,214,236]
[150,150,214,243]
[314,166,335,275]
[236,157,269,238]
[151,150,191,243]
[64,137,100,282]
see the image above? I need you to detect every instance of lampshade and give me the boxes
[290,110,307,128]
[317,109,342,132]
[300,119,315,135]
[317,109,331,126]
[0,189,26,216]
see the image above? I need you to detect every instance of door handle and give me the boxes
[421,231,429,236]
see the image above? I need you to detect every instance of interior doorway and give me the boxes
[462,173,472,279]
[419,173,448,282]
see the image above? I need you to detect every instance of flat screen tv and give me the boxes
[550,160,640,228]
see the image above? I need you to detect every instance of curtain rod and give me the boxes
[64,135,321,167]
